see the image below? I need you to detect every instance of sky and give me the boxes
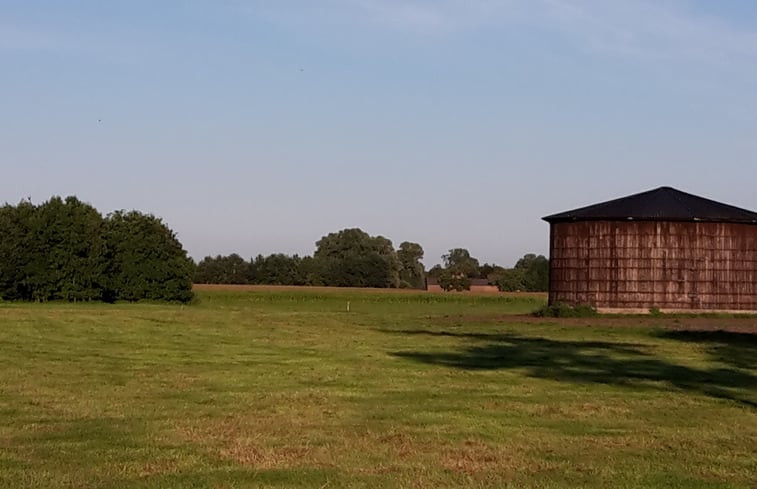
[2,0,757,267]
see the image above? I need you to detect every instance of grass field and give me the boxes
[1,288,755,488]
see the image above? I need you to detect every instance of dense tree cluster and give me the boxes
[195,253,312,286]
[196,228,549,293]
[427,248,549,292]
[196,229,426,289]
[0,197,194,303]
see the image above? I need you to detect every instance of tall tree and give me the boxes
[313,228,400,288]
[18,196,106,302]
[53,196,107,302]
[397,241,425,289]
[0,201,35,300]
[442,248,481,278]
[438,248,481,291]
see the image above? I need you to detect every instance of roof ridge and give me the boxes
[543,186,757,224]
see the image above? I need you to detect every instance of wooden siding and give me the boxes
[549,220,757,310]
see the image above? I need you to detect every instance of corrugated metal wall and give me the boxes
[549,220,757,310]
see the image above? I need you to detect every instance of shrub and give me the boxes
[533,303,598,318]
[0,197,194,303]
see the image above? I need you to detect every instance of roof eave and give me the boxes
[543,216,757,225]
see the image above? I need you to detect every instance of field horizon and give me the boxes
[191,283,546,297]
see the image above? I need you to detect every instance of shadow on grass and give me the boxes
[654,330,757,370]
[386,329,757,408]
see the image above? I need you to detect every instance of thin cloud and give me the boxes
[354,0,449,31]
[237,0,511,34]
[540,0,757,62]
[239,0,757,62]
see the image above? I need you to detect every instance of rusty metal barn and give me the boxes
[543,187,757,311]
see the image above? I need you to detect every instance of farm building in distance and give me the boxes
[543,187,757,312]
[425,277,499,293]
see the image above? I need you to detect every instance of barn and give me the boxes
[543,186,757,312]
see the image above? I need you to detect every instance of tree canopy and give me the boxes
[397,241,425,289]
[103,210,195,303]
[437,248,481,291]
[195,254,253,284]
[190,224,554,294]
[193,231,434,290]
[193,242,550,294]
[496,253,549,292]
[0,197,194,303]
[313,229,400,288]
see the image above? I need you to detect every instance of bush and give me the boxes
[103,210,194,303]
[0,197,194,303]
[533,303,598,318]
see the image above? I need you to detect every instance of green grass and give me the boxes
[0,289,755,488]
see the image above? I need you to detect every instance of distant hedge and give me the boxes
[0,196,194,303]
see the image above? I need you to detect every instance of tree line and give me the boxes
[0,196,547,303]
[195,228,426,289]
[0,197,194,303]
[196,228,549,292]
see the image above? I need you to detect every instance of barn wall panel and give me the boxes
[549,221,757,310]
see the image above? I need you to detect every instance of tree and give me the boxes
[195,254,252,284]
[442,248,480,278]
[437,248,481,291]
[7,196,107,302]
[515,253,549,291]
[0,197,195,303]
[0,200,36,300]
[479,263,507,283]
[254,254,303,285]
[397,241,425,289]
[496,253,549,292]
[103,210,194,302]
[495,268,527,292]
[297,256,322,286]
[426,264,444,280]
[313,228,400,288]
[46,196,107,302]
[437,270,471,292]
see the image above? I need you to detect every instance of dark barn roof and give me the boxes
[543,187,757,224]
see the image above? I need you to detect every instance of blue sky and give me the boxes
[2,1,757,267]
